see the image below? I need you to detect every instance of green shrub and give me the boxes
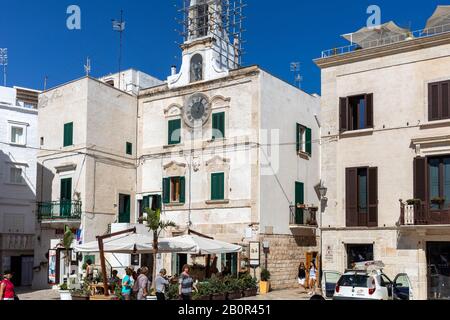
[224,276,241,293]
[261,269,271,282]
[167,283,180,300]
[209,276,226,295]
[239,273,257,290]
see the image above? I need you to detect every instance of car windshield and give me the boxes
[338,274,370,287]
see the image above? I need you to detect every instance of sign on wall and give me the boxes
[249,242,260,267]
[48,250,57,285]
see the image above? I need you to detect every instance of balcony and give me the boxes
[399,199,450,227]
[289,205,318,229]
[0,234,34,252]
[37,201,82,225]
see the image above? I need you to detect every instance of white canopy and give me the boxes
[171,235,242,255]
[73,233,196,254]
[342,21,410,49]
[425,6,450,35]
[73,233,242,255]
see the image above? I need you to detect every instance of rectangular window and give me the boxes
[428,156,450,210]
[168,119,181,145]
[340,94,373,132]
[429,80,450,121]
[212,112,225,140]
[163,177,185,204]
[126,142,133,155]
[296,124,312,156]
[63,122,74,147]
[346,167,378,227]
[10,126,25,145]
[211,172,225,200]
[295,181,305,225]
[10,167,24,184]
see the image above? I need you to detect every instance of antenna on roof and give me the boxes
[0,48,8,86]
[290,62,303,89]
[84,57,91,76]
[44,76,48,91]
[112,10,125,88]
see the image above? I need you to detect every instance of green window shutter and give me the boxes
[296,123,300,153]
[126,142,133,155]
[64,122,73,147]
[211,173,225,200]
[142,196,150,210]
[162,178,170,204]
[179,177,186,203]
[212,112,225,140]
[295,182,305,224]
[306,127,312,156]
[168,119,181,145]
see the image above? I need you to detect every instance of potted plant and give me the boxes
[259,269,271,295]
[167,283,180,301]
[224,276,242,300]
[193,282,212,301]
[71,278,90,301]
[209,277,226,300]
[240,274,258,297]
[59,283,72,301]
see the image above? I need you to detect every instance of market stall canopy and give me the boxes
[342,21,411,49]
[171,235,242,255]
[424,6,450,35]
[73,233,196,254]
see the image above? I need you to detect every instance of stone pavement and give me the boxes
[239,288,316,300]
[16,287,60,300]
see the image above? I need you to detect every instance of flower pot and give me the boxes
[59,290,72,301]
[211,293,226,301]
[226,291,242,300]
[259,281,270,295]
[71,294,89,301]
[194,295,211,301]
[243,288,257,297]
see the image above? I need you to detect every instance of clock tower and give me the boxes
[167,0,242,88]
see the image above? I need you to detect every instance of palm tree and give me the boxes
[61,226,75,285]
[142,208,176,289]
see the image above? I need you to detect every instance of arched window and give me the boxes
[190,54,203,83]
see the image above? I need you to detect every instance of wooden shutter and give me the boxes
[339,98,348,132]
[212,112,225,139]
[295,182,305,224]
[442,81,449,119]
[64,122,73,147]
[306,127,312,156]
[168,119,181,145]
[368,167,378,227]
[126,142,132,155]
[296,123,301,152]
[414,157,427,203]
[346,168,358,227]
[429,83,440,121]
[211,173,225,200]
[179,177,186,203]
[366,94,374,128]
[142,196,150,210]
[162,178,170,204]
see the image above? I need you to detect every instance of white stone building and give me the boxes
[0,85,39,287]
[315,21,450,300]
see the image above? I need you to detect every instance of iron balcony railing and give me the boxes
[37,200,82,221]
[289,205,318,227]
[320,23,450,59]
[399,199,450,226]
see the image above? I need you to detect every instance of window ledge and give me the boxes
[9,142,26,148]
[297,151,311,160]
[164,202,185,207]
[207,138,226,143]
[206,199,230,205]
[420,119,450,129]
[340,128,374,137]
[163,144,183,149]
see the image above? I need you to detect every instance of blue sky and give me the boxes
[0,0,444,95]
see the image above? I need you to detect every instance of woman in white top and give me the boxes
[308,261,317,295]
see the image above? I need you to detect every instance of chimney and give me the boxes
[171,66,177,76]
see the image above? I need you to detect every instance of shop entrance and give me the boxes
[346,244,374,269]
[427,242,450,300]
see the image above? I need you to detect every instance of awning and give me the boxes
[342,21,411,49]
[171,235,242,255]
[424,5,450,35]
[73,233,196,254]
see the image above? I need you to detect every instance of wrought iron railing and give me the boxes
[289,205,318,227]
[37,200,82,221]
[399,200,450,226]
[320,23,450,59]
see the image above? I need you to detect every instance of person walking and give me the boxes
[179,265,196,301]
[0,271,15,301]
[136,267,150,300]
[155,269,170,301]
[298,262,307,293]
[85,259,94,282]
[109,270,121,295]
[121,268,134,300]
[308,261,317,295]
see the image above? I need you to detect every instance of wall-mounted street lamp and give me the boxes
[318,182,328,201]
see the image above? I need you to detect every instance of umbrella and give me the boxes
[342,21,411,49]
[171,235,242,255]
[73,233,196,254]
[424,6,450,35]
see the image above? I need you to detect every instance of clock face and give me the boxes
[184,93,211,128]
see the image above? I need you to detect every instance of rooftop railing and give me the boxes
[320,23,450,59]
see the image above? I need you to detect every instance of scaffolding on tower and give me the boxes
[175,0,247,69]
